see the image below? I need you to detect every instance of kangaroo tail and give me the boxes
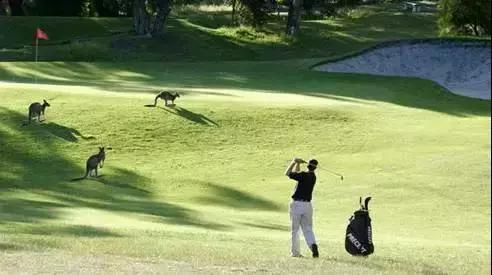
[71,166,90,181]
[25,109,31,125]
[22,110,31,126]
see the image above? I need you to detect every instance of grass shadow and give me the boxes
[9,225,124,238]
[0,61,489,117]
[0,243,23,251]
[96,167,151,194]
[181,90,239,97]
[304,92,371,104]
[0,198,68,223]
[193,181,281,211]
[240,222,289,231]
[0,106,227,234]
[42,122,95,142]
[158,106,219,126]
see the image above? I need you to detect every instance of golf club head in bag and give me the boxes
[345,197,374,256]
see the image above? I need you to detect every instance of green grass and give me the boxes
[0,3,490,273]
[0,60,490,273]
[0,16,130,47]
[0,3,442,61]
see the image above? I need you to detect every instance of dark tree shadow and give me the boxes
[41,191,228,230]
[185,90,239,97]
[56,225,122,237]
[0,49,489,117]
[94,168,151,194]
[158,106,219,126]
[304,92,371,104]
[7,225,124,238]
[240,222,289,231]
[0,243,23,251]
[0,198,68,223]
[42,122,95,142]
[0,106,228,236]
[193,181,281,211]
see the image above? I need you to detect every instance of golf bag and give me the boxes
[345,197,374,256]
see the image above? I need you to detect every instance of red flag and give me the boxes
[35,28,49,40]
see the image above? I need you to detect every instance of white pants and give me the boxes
[289,200,317,256]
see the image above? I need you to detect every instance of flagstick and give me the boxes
[35,36,38,83]
[35,37,38,83]
[35,37,38,63]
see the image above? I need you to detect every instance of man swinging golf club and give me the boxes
[285,157,319,258]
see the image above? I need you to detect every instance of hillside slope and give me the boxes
[0,4,441,62]
[0,61,490,273]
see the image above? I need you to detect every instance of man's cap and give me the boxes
[308,159,318,167]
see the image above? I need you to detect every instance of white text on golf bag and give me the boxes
[367,226,372,244]
[346,233,367,253]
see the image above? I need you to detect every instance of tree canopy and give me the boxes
[2,0,491,38]
[438,0,491,36]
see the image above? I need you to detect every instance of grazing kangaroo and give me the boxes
[71,147,105,181]
[154,91,180,106]
[28,99,50,124]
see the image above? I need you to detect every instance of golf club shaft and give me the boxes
[316,166,343,178]
[287,160,344,179]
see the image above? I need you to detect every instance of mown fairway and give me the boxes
[0,60,490,274]
[1,2,491,274]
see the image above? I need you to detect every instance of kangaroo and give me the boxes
[154,91,180,106]
[28,99,50,124]
[71,147,105,181]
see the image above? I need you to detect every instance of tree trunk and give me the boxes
[20,0,29,15]
[0,0,10,15]
[285,0,303,35]
[150,0,171,36]
[8,0,23,15]
[231,0,237,26]
[133,0,150,35]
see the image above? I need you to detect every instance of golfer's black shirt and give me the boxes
[288,171,316,202]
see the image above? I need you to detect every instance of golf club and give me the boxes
[316,166,344,181]
[287,159,344,181]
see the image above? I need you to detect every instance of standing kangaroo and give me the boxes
[71,147,105,181]
[154,91,180,106]
[28,99,50,123]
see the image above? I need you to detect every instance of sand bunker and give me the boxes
[314,40,491,100]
